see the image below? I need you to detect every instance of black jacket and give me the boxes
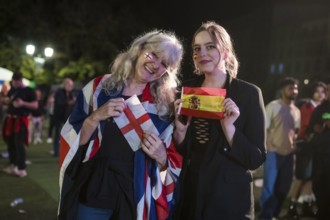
[175,75,266,220]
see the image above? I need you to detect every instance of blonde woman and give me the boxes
[174,21,266,219]
[58,30,183,220]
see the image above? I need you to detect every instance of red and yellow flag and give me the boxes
[178,87,226,119]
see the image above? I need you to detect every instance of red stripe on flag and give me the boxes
[180,108,225,119]
[167,142,183,169]
[183,87,226,97]
[93,75,104,91]
[59,136,70,168]
[89,135,100,159]
[91,75,104,111]
[141,83,154,102]
[156,192,169,220]
[166,181,175,194]
[143,160,149,220]
[120,108,150,139]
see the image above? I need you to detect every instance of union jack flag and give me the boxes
[58,74,182,220]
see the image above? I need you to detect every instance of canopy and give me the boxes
[0,67,33,92]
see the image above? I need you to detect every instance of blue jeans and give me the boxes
[259,152,294,219]
[76,203,113,220]
[53,121,64,157]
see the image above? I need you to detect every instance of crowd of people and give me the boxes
[0,21,329,220]
[0,74,76,176]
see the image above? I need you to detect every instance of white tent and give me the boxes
[0,67,31,91]
[0,67,13,81]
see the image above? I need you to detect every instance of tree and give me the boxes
[0,0,147,84]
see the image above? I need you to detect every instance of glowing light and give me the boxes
[26,44,35,55]
[44,47,54,57]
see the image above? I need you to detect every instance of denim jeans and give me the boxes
[76,203,113,220]
[259,152,294,219]
[53,121,64,157]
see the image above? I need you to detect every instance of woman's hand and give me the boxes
[173,99,191,146]
[141,131,167,170]
[90,98,126,122]
[220,98,240,146]
[174,99,191,132]
[79,98,125,145]
[221,98,240,127]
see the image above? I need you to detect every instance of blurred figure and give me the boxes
[29,88,46,145]
[1,72,38,177]
[46,91,55,144]
[52,78,75,157]
[309,78,330,220]
[259,77,301,220]
[286,81,327,218]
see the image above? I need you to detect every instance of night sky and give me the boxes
[130,0,262,37]
[2,0,330,101]
[125,0,265,80]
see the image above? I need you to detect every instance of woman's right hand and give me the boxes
[90,98,126,122]
[79,97,126,146]
[174,99,191,131]
[173,99,191,146]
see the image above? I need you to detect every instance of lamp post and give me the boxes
[25,44,54,77]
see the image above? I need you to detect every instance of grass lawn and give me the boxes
[0,138,59,220]
[0,127,316,220]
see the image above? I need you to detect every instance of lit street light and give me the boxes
[44,47,54,57]
[25,44,54,76]
[26,44,35,55]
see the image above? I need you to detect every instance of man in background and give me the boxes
[1,72,38,177]
[259,77,301,220]
[52,78,75,157]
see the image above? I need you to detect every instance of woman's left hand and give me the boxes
[141,131,167,170]
[221,98,240,127]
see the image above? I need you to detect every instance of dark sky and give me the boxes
[129,0,262,38]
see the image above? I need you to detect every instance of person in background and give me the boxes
[309,78,330,220]
[286,81,326,218]
[1,72,38,177]
[259,77,301,220]
[52,78,75,157]
[58,30,183,220]
[173,21,266,219]
[29,88,46,145]
[46,91,55,144]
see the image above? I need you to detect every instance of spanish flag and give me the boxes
[178,87,226,119]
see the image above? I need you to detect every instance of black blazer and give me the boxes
[175,75,266,220]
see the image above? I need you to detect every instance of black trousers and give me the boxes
[6,121,28,170]
[312,154,330,220]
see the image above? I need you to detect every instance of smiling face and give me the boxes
[312,85,326,103]
[134,49,169,84]
[192,31,226,75]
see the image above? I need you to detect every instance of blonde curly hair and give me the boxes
[103,30,183,117]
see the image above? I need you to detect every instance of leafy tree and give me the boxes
[0,0,147,84]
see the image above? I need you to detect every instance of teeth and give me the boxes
[145,65,154,74]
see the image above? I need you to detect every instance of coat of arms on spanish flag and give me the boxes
[178,87,226,119]
[113,95,159,152]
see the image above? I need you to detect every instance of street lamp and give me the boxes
[25,44,54,75]
[44,47,54,57]
[26,44,35,55]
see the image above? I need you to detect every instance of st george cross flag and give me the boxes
[113,95,159,151]
[178,87,226,119]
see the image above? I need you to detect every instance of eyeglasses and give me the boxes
[144,51,169,69]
